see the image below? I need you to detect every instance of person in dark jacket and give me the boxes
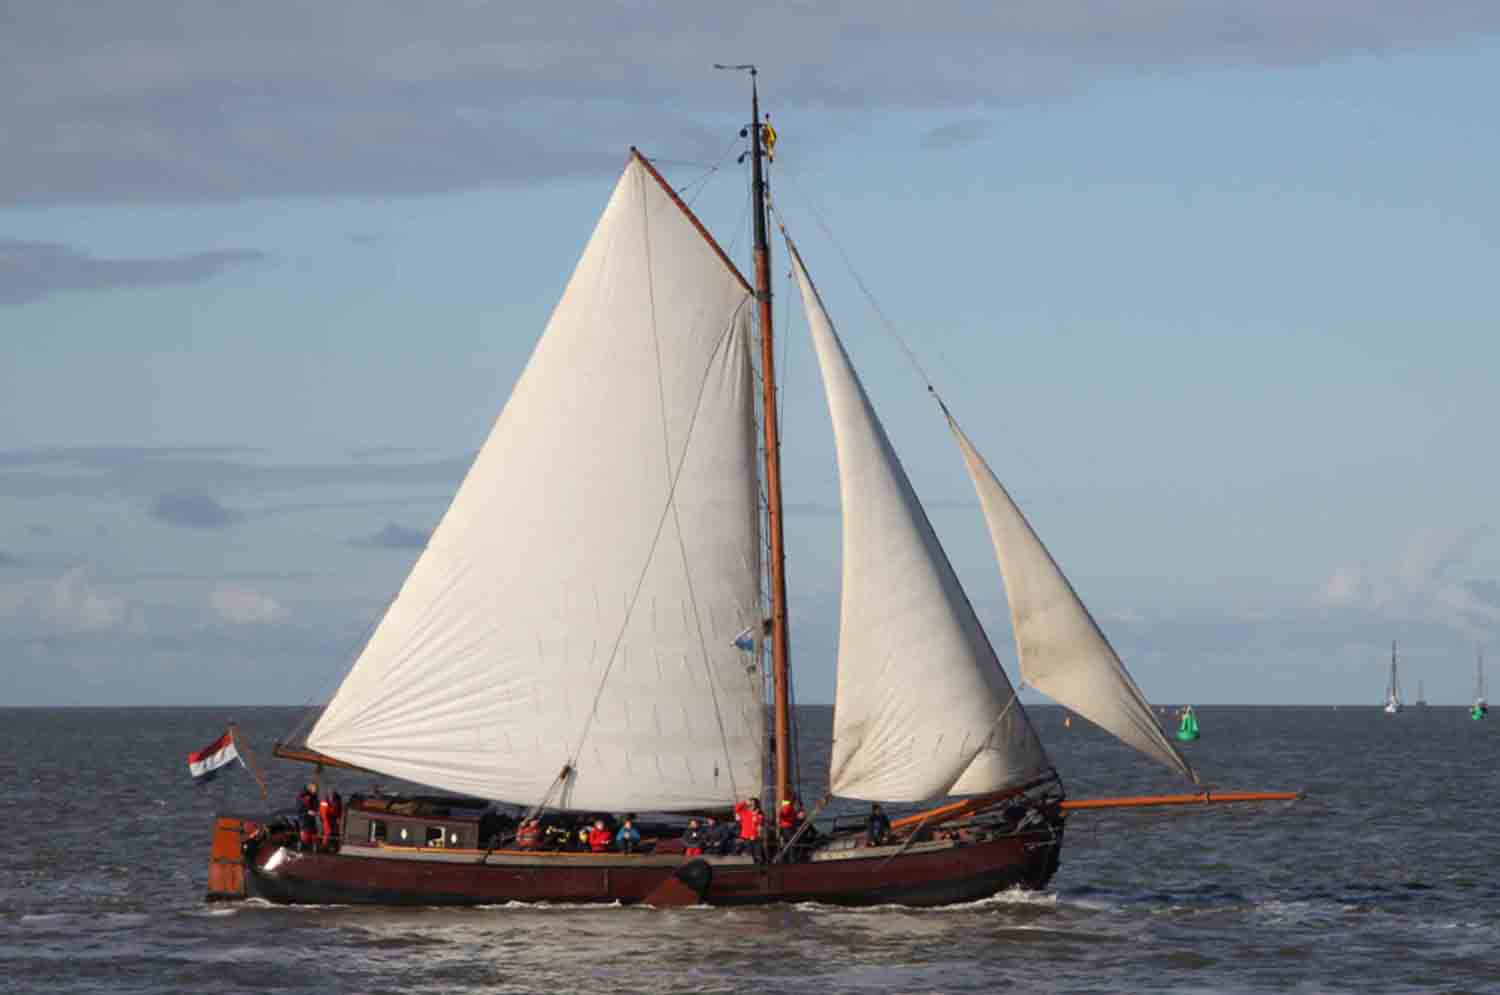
[704,815,734,855]
[298,809,318,851]
[682,818,706,856]
[866,802,891,847]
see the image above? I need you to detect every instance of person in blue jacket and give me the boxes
[615,814,642,855]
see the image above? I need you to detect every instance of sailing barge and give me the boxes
[206,73,1286,908]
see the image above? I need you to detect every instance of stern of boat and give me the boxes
[205,815,260,901]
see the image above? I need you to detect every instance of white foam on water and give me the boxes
[787,886,1068,916]
[473,900,626,912]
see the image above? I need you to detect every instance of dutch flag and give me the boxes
[187,730,243,785]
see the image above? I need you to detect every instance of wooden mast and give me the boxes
[746,67,794,808]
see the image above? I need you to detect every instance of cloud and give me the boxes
[0,239,265,305]
[352,523,431,550]
[28,524,55,536]
[0,550,24,567]
[210,583,289,625]
[6,3,1500,204]
[923,119,993,150]
[0,445,469,501]
[0,567,142,635]
[1314,529,1500,637]
[148,490,245,529]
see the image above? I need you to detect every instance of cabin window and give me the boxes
[368,820,387,844]
[426,826,445,848]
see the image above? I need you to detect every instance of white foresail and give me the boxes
[788,240,1053,801]
[308,154,765,811]
[946,417,1196,782]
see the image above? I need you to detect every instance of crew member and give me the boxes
[615,816,641,855]
[778,798,798,841]
[682,818,706,857]
[517,818,542,850]
[327,792,343,850]
[587,818,613,853]
[866,802,891,847]
[734,797,766,862]
[298,808,318,852]
[318,793,333,850]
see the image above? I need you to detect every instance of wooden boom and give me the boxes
[890,786,1298,832]
[1061,790,1301,810]
[270,743,373,773]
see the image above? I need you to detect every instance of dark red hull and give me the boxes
[238,827,1063,908]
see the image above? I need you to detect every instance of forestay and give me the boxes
[309,154,766,811]
[947,417,1196,782]
[788,239,1054,801]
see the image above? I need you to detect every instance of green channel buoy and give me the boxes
[1175,706,1200,742]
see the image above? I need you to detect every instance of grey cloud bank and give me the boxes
[5,2,1500,205]
[148,491,245,530]
[0,240,266,305]
[0,446,470,501]
[352,523,432,550]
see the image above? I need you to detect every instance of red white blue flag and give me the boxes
[187,730,243,784]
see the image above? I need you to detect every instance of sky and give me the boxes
[3,2,1498,709]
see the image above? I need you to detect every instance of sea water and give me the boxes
[1,705,1496,994]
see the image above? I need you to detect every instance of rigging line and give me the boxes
[949,688,1056,796]
[769,200,801,798]
[679,135,744,209]
[661,310,755,806]
[562,178,748,799]
[770,174,938,395]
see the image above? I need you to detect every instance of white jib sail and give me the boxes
[309,154,766,811]
[947,417,1196,783]
[788,240,1053,801]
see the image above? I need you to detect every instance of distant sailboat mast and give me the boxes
[1384,641,1402,714]
[1474,646,1489,720]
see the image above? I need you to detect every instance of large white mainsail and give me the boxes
[309,153,766,811]
[946,416,1196,782]
[788,239,1053,801]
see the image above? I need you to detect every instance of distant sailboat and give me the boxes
[1473,647,1489,721]
[1384,641,1403,715]
[1415,680,1428,708]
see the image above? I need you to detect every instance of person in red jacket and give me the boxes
[587,818,613,853]
[777,797,798,841]
[734,797,765,863]
[320,791,343,851]
[516,818,542,850]
[317,795,333,851]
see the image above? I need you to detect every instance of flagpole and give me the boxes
[229,723,271,803]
